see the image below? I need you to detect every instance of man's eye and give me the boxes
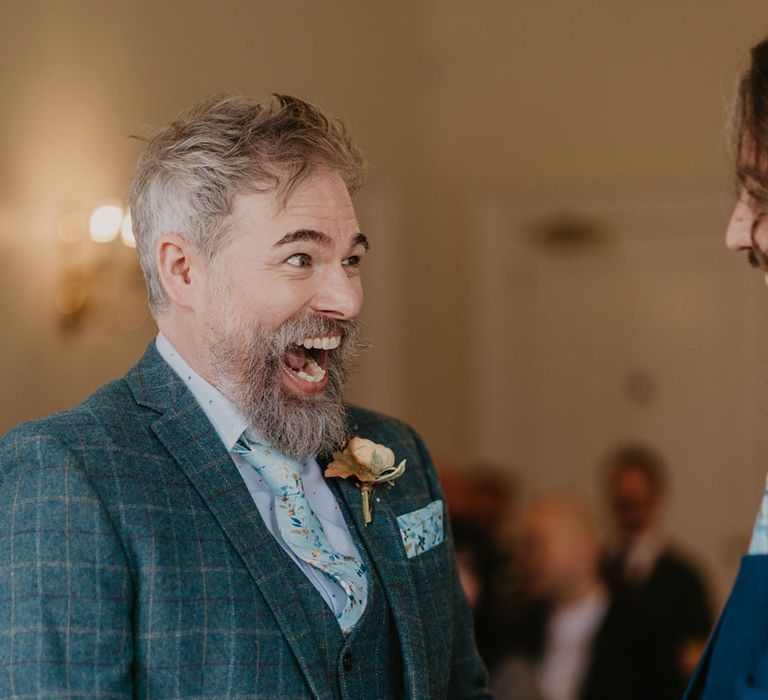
[286,254,311,267]
[343,255,362,268]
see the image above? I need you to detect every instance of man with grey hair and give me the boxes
[0,95,489,699]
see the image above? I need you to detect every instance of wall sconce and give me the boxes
[55,200,150,333]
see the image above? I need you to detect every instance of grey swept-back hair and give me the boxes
[128,94,366,315]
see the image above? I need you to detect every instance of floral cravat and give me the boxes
[233,434,368,634]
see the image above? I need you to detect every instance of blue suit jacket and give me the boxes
[0,343,489,699]
[685,555,768,699]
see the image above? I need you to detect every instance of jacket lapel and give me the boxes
[322,452,429,700]
[127,344,331,700]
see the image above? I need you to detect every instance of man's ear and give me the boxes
[156,234,206,310]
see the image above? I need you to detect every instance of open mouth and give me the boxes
[281,334,341,393]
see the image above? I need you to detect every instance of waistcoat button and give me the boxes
[342,652,353,671]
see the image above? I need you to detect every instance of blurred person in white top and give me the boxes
[492,495,678,700]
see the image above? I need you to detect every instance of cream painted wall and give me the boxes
[2,0,768,605]
[405,0,768,453]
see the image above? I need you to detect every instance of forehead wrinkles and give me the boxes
[279,199,357,221]
[278,206,359,237]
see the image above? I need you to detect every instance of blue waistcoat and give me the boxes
[290,526,403,700]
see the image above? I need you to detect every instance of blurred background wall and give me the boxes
[2,0,768,606]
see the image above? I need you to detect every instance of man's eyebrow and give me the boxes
[272,229,370,251]
[272,229,332,248]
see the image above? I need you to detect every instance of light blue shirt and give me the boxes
[156,333,361,615]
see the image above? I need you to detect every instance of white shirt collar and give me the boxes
[622,528,665,580]
[155,333,248,451]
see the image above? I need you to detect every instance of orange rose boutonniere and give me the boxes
[325,437,406,525]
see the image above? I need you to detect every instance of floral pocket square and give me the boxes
[396,499,444,559]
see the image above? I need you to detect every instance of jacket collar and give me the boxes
[154,333,248,450]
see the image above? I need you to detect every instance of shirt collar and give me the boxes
[624,528,664,572]
[155,333,249,451]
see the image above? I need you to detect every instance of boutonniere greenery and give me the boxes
[325,437,406,525]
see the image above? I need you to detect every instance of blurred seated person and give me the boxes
[491,495,678,700]
[441,462,519,671]
[452,515,519,672]
[600,444,712,687]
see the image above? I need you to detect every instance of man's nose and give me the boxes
[311,266,363,320]
[726,195,754,251]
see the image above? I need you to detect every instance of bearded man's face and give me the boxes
[199,168,368,459]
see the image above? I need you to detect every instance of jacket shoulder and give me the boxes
[345,404,407,428]
[345,404,429,456]
[346,404,419,440]
[3,377,134,435]
[344,404,441,500]
[0,378,142,474]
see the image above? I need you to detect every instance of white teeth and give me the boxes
[295,357,327,383]
[296,335,342,350]
[306,357,325,378]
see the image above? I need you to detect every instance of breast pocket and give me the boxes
[396,499,444,559]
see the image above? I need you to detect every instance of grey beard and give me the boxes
[209,313,365,461]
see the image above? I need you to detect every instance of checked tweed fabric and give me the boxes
[0,343,491,698]
[233,434,369,634]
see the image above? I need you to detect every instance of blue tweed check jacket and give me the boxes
[0,343,489,699]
